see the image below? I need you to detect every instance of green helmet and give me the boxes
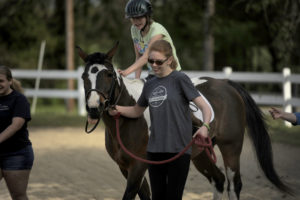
[125,0,152,18]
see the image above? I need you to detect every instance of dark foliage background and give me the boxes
[0,0,299,111]
[1,0,299,72]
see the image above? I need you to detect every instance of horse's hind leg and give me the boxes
[218,143,243,200]
[119,163,151,200]
[192,152,225,200]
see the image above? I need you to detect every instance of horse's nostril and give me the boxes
[89,108,100,119]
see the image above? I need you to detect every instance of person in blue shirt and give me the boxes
[0,66,33,200]
[269,107,300,126]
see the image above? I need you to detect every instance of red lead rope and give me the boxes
[114,113,217,165]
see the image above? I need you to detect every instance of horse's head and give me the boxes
[77,42,120,120]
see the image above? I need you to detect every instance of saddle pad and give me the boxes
[190,77,214,122]
[189,92,215,122]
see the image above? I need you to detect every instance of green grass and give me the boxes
[31,101,79,115]
[30,113,86,127]
[29,103,86,127]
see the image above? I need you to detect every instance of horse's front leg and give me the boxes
[119,161,151,200]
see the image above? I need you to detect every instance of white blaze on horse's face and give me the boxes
[87,64,108,108]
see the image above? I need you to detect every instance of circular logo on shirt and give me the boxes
[149,86,167,107]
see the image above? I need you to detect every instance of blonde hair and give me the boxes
[12,79,24,94]
[149,40,178,70]
[0,66,24,94]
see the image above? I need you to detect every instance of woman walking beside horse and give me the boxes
[79,39,292,199]
[0,66,34,200]
[109,40,212,200]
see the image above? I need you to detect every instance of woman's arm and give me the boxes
[134,45,142,78]
[269,107,297,124]
[192,96,212,138]
[0,117,25,143]
[88,104,146,125]
[120,34,163,78]
[109,104,146,118]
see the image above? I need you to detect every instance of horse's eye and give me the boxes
[107,71,114,77]
[91,67,99,74]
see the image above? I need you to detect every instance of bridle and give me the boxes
[85,70,124,133]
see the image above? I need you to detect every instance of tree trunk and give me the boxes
[203,0,215,71]
[66,0,75,112]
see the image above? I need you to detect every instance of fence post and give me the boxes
[31,40,46,114]
[283,67,292,127]
[223,66,232,78]
[77,67,86,116]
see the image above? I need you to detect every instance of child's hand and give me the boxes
[118,69,129,77]
[193,126,209,138]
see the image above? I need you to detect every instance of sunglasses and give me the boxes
[148,57,169,66]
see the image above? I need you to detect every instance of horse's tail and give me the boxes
[227,80,293,195]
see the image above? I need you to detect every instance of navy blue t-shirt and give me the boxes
[0,90,31,153]
[137,71,200,154]
[292,112,300,126]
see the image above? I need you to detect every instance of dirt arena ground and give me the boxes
[1,127,299,200]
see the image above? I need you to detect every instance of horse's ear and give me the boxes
[106,41,119,61]
[76,45,88,62]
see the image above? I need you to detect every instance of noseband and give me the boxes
[85,72,123,133]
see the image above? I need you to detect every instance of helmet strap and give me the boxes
[140,15,150,36]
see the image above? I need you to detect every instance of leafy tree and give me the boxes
[0,0,49,69]
[74,0,132,69]
[0,0,299,74]
[245,0,300,72]
[153,0,206,70]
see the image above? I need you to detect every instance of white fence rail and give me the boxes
[12,67,300,116]
[12,67,86,115]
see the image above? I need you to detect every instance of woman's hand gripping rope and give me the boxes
[193,123,217,163]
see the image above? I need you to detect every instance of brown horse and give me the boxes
[77,43,291,200]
